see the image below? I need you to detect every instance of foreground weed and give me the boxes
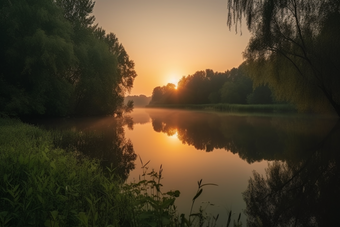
[121,156,180,226]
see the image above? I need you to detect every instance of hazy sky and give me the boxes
[93,0,251,96]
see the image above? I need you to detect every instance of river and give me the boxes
[30,108,340,226]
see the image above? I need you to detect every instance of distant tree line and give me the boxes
[150,64,274,105]
[124,95,151,107]
[0,0,136,117]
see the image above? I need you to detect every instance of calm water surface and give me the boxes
[31,108,340,226]
[124,108,339,226]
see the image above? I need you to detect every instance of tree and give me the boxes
[72,28,136,116]
[0,0,76,116]
[149,83,177,105]
[220,67,253,104]
[227,0,340,115]
[0,0,136,117]
[247,85,273,104]
[55,0,95,28]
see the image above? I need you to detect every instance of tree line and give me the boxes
[124,95,151,107]
[0,0,136,117]
[150,64,274,106]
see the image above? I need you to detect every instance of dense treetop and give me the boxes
[149,65,274,105]
[0,0,136,117]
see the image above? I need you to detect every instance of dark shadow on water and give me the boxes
[243,120,340,226]
[143,109,340,225]
[146,108,337,163]
[25,116,137,181]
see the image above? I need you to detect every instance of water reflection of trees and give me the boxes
[243,121,340,227]
[32,116,137,181]
[147,109,337,163]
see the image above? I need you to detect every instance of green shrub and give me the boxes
[0,119,122,226]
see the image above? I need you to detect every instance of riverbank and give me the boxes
[146,103,297,113]
[0,118,236,227]
[0,118,181,226]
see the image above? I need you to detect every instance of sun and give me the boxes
[166,73,181,89]
[168,130,178,139]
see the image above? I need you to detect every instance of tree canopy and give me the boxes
[149,66,273,105]
[0,0,136,117]
[227,0,340,115]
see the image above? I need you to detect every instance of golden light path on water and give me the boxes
[124,108,269,225]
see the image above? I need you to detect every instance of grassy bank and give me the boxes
[0,118,241,226]
[0,118,178,226]
[146,103,297,113]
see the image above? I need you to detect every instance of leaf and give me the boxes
[139,155,143,166]
[85,197,92,205]
[18,154,24,164]
[77,212,88,227]
[192,188,203,201]
[142,160,150,169]
[189,213,202,217]
[27,187,33,197]
[37,195,44,204]
[161,198,175,208]
[50,161,56,169]
[166,190,180,197]
[50,210,58,220]
[226,210,232,227]
[200,183,218,187]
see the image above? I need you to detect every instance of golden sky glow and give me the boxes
[93,0,251,96]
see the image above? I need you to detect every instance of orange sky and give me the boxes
[93,0,251,96]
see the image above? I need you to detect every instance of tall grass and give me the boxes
[0,118,125,226]
[0,118,242,226]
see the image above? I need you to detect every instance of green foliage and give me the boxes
[247,85,273,104]
[220,67,253,104]
[0,0,75,116]
[0,118,124,226]
[122,159,180,227]
[55,0,96,28]
[227,0,340,115]
[0,0,136,117]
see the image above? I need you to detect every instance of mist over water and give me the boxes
[125,108,339,226]
[29,108,340,226]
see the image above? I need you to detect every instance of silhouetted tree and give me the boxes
[227,0,340,115]
[247,85,273,104]
[150,83,177,104]
[56,0,95,28]
[220,67,253,104]
[0,0,136,117]
[149,66,274,106]
[124,95,151,107]
[0,0,76,116]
